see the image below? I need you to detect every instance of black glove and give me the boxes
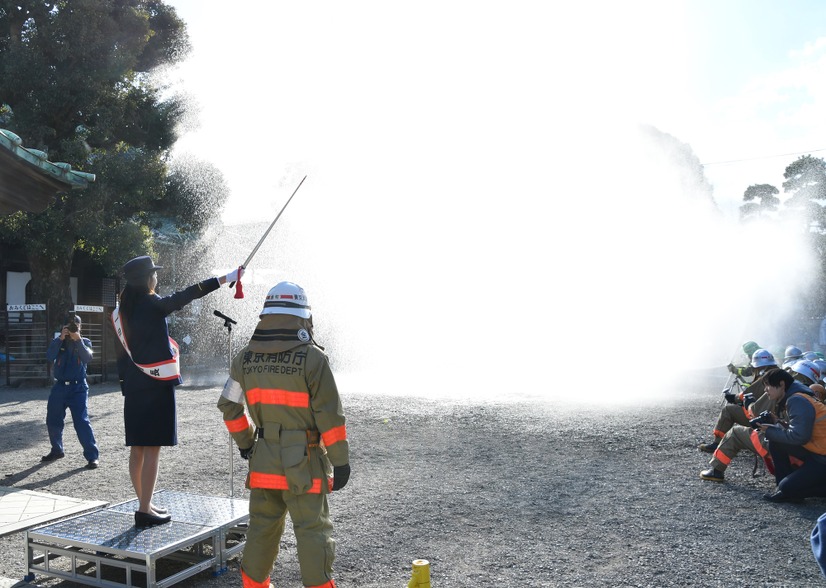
[332,464,350,491]
[743,392,755,409]
[239,446,253,460]
[723,388,737,404]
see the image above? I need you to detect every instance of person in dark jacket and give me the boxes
[114,255,242,527]
[42,314,99,469]
[757,367,826,502]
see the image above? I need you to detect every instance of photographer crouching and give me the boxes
[41,313,100,469]
[757,367,826,502]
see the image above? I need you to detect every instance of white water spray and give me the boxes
[163,1,818,404]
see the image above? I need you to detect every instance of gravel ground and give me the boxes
[1,371,825,587]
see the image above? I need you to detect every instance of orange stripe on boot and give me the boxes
[713,429,726,439]
[242,569,271,588]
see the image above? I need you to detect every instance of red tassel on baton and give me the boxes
[233,266,244,299]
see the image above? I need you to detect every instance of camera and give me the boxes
[722,387,737,404]
[66,322,78,333]
[749,410,774,428]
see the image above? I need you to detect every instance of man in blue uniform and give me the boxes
[41,314,100,469]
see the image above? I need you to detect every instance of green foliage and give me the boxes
[740,183,780,222]
[0,0,225,312]
[781,155,826,231]
[739,155,826,317]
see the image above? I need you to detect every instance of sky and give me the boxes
[162,0,826,401]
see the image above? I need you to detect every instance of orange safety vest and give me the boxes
[794,393,826,456]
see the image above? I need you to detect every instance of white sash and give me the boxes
[111,307,181,381]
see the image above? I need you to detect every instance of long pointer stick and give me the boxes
[230,175,307,287]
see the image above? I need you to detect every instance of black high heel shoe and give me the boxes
[134,510,171,527]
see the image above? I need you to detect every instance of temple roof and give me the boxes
[0,128,95,215]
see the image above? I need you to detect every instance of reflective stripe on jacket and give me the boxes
[218,341,348,494]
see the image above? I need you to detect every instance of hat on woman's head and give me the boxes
[123,256,163,283]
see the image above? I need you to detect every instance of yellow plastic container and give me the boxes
[407,559,431,588]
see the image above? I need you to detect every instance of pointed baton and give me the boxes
[230,175,307,289]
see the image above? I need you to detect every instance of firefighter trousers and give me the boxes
[241,487,335,587]
[712,404,751,439]
[710,425,767,472]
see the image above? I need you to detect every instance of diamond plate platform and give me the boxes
[25,490,248,588]
[0,487,107,537]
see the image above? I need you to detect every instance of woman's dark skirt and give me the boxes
[124,385,178,446]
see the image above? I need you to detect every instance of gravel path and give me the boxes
[1,371,825,587]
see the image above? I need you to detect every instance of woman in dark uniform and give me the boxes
[115,255,242,527]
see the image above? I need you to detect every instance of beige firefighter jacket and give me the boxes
[217,314,348,495]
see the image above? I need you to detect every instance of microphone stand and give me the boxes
[214,310,237,498]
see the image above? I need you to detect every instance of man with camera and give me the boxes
[757,367,826,502]
[41,314,100,469]
[699,356,822,482]
[698,348,778,455]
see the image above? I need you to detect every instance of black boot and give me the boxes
[698,441,719,454]
[700,467,725,482]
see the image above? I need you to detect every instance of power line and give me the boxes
[701,148,826,166]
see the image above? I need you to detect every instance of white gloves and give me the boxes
[222,267,245,283]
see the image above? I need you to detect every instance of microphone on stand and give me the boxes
[213,309,237,325]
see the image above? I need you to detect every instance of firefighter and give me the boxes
[782,345,804,369]
[700,389,777,482]
[218,281,349,588]
[699,348,777,454]
[758,368,826,502]
[701,364,825,483]
[726,340,761,380]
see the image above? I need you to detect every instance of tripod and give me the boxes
[214,309,237,498]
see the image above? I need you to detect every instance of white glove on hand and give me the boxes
[222,267,244,284]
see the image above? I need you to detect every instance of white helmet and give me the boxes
[791,360,821,386]
[785,345,804,361]
[750,349,776,369]
[260,281,311,319]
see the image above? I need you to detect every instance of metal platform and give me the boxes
[25,490,249,588]
[0,486,107,538]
